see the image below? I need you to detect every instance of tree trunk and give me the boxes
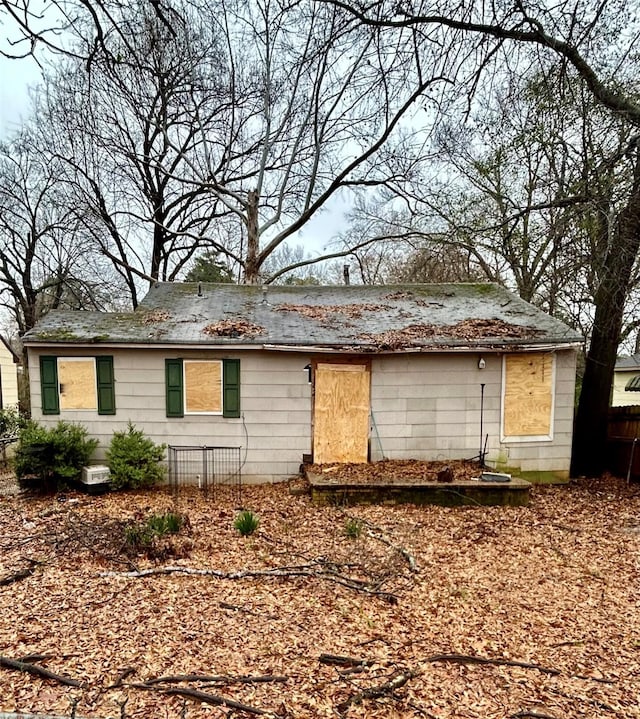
[571,165,640,477]
[244,190,260,284]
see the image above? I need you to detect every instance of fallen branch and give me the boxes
[160,686,268,714]
[337,667,420,714]
[358,518,419,572]
[101,562,398,603]
[0,656,83,687]
[426,653,561,676]
[319,654,370,668]
[146,673,288,685]
[0,559,41,587]
[219,601,278,620]
[545,687,615,712]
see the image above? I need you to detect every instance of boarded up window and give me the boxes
[184,360,222,413]
[58,359,97,410]
[503,353,553,438]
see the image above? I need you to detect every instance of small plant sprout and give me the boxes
[234,509,260,536]
[344,517,364,539]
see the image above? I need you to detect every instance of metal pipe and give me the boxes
[479,383,485,465]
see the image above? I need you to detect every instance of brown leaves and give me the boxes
[359,318,543,349]
[309,459,480,484]
[276,303,390,323]
[0,478,639,717]
[141,309,171,324]
[202,319,265,337]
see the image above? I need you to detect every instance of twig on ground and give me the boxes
[355,517,419,572]
[160,686,268,714]
[336,667,420,714]
[100,562,399,603]
[426,653,561,676]
[145,673,288,685]
[0,655,83,687]
[0,559,41,586]
[545,687,615,712]
[319,654,370,668]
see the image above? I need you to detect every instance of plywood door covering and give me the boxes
[504,353,553,437]
[313,362,370,464]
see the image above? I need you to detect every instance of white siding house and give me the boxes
[0,338,19,409]
[24,283,582,483]
[612,355,640,406]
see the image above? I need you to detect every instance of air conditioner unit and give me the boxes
[80,465,111,493]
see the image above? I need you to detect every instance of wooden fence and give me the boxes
[607,405,640,478]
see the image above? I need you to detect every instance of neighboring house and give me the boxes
[23,283,583,483]
[0,337,19,410]
[612,355,640,406]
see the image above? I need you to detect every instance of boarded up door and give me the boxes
[313,362,370,464]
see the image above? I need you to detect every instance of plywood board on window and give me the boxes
[59,359,97,410]
[185,361,222,413]
[313,362,370,464]
[503,353,553,437]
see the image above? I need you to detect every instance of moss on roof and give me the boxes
[23,282,583,350]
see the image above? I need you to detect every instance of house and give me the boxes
[611,355,640,406]
[0,337,19,410]
[22,282,583,483]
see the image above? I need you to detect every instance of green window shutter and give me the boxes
[166,358,184,417]
[223,359,240,418]
[96,356,116,415]
[40,356,60,415]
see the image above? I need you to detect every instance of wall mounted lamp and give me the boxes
[478,357,486,370]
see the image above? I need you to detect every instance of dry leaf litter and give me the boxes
[0,472,638,719]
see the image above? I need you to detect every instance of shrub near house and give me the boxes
[14,421,98,493]
[107,422,166,490]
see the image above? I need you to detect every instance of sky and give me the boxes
[0,37,351,266]
[0,53,42,138]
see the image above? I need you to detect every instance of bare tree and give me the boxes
[0,132,114,338]
[33,0,233,306]
[320,0,640,475]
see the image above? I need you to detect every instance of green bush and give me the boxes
[344,517,364,539]
[0,407,26,437]
[124,511,187,558]
[107,422,166,490]
[234,509,259,536]
[14,420,98,493]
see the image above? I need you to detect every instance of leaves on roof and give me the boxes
[276,303,391,323]
[360,318,543,348]
[202,319,265,338]
[141,309,171,324]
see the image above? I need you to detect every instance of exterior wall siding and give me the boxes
[29,348,313,482]
[28,346,577,483]
[612,370,640,407]
[0,344,19,409]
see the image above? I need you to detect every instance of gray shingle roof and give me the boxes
[615,354,640,370]
[23,282,583,351]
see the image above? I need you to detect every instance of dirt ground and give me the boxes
[0,473,639,719]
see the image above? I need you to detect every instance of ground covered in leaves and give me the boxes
[308,459,480,483]
[0,475,639,719]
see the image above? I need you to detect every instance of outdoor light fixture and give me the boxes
[304,364,312,382]
[478,357,486,370]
